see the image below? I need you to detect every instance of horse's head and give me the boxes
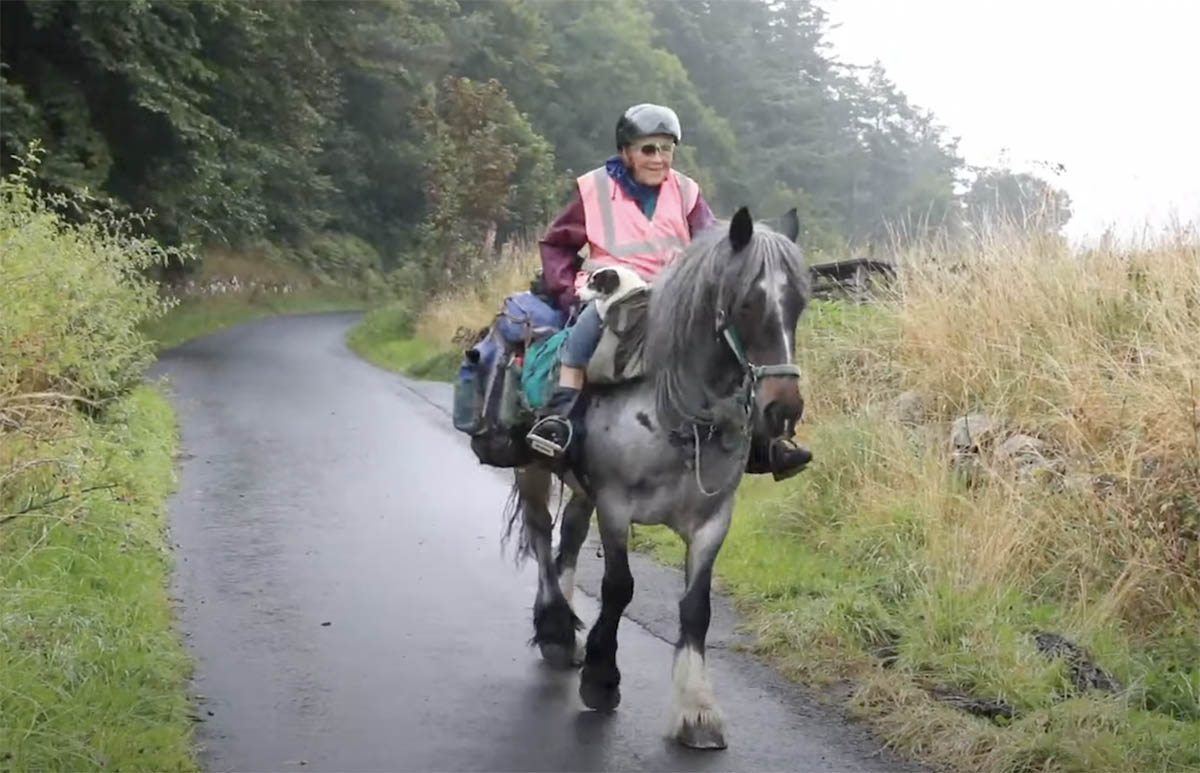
[647,207,809,441]
[721,207,809,440]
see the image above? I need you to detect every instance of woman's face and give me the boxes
[620,133,675,187]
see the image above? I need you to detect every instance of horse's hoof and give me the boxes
[579,680,621,711]
[675,717,727,750]
[539,642,577,669]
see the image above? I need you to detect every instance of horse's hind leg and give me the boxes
[579,512,633,712]
[555,494,593,609]
[515,466,581,668]
[554,493,593,663]
[670,508,731,750]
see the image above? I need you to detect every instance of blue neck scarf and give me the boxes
[605,155,659,219]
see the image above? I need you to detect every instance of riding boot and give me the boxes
[745,435,813,481]
[768,437,813,481]
[526,386,581,459]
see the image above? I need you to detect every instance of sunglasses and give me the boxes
[636,141,676,157]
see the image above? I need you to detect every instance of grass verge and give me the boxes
[142,246,372,351]
[345,300,461,383]
[346,251,539,382]
[0,387,196,771]
[143,289,369,352]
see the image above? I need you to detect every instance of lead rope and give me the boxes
[691,375,755,498]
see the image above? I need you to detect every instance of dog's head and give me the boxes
[580,266,643,305]
[588,267,624,295]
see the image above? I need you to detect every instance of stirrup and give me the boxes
[526,416,573,459]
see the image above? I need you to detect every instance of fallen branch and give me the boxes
[0,483,119,526]
[0,391,103,408]
[0,458,70,487]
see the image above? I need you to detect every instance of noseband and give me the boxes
[713,308,802,384]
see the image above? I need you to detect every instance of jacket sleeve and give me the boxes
[688,190,717,237]
[539,191,588,313]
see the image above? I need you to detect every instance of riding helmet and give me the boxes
[615,103,682,149]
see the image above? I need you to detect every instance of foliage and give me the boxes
[414,76,557,283]
[0,149,182,407]
[1,158,195,771]
[0,0,1068,293]
[964,165,1074,236]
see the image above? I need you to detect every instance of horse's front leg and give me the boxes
[516,467,581,668]
[671,507,731,749]
[579,513,633,711]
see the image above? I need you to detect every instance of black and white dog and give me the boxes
[578,265,647,316]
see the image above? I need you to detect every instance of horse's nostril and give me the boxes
[764,401,801,433]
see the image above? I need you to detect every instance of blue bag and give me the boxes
[495,292,567,345]
[452,291,567,454]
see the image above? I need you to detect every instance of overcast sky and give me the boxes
[821,0,1200,243]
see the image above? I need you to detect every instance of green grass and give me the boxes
[1,387,196,771]
[143,289,369,351]
[345,300,461,382]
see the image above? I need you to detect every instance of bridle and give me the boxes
[689,308,801,497]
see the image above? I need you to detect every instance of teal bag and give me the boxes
[521,328,569,410]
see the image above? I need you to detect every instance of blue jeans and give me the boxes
[560,303,603,369]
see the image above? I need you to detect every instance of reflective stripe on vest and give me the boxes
[577,167,699,277]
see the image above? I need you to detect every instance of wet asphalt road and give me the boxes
[152,312,916,773]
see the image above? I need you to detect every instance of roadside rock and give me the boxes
[1034,632,1122,694]
[950,413,999,452]
[893,391,926,426]
[994,433,1064,484]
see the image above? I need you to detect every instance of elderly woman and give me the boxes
[529,103,811,481]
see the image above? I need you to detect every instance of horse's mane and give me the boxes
[645,221,808,430]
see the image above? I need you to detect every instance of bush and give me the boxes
[1,150,185,410]
[1,150,196,770]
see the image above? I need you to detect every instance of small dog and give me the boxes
[579,265,647,317]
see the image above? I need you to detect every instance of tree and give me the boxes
[1,0,974,281]
[416,76,557,283]
[963,165,1073,235]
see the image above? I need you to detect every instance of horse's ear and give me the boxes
[781,208,801,243]
[729,207,753,253]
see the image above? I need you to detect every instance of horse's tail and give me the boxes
[501,466,555,564]
[500,476,532,563]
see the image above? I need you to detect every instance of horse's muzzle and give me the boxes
[759,379,805,437]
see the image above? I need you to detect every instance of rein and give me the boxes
[690,309,801,497]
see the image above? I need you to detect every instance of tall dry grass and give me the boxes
[414,241,543,348]
[894,224,1196,626]
[751,220,1200,770]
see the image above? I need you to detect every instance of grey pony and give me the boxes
[506,206,810,750]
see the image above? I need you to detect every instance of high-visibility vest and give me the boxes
[574,166,699,293]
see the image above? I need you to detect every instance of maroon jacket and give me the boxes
[539,189,717,313]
